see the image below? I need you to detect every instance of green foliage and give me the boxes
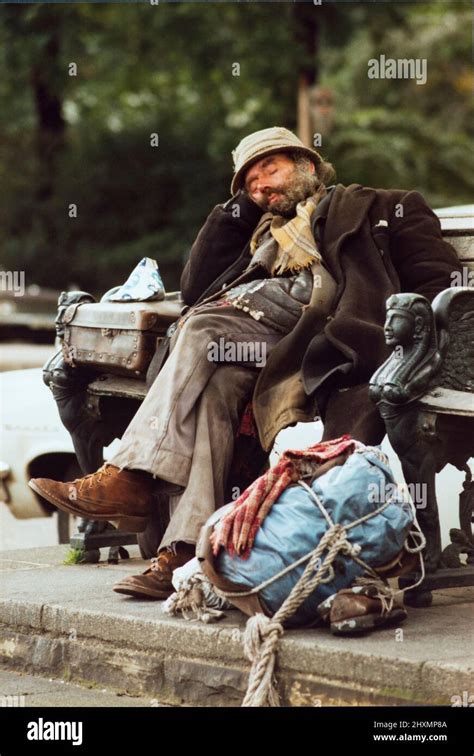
[0,2,471,295]
[322,4,474,206]
[63,548,86,565]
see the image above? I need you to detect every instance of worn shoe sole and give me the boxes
[112,581,173,600]
[28,479,149,533]
[331,607,407,636]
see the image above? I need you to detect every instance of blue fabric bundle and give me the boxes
[215,448,414,627]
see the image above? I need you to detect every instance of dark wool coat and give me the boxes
[181,184,462,452]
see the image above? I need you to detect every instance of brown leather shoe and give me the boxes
[113,542,196,599]
[29,464,154,532]
[317,585,407,635]
[329,590,407,635]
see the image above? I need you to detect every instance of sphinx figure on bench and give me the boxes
[370,287,474,577]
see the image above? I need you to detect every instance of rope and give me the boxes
[351,576,395,616]
[241,522,361,706]
[242,614,282,707]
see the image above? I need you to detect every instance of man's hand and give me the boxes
[223,189,264,222]
[240,188,263,208]
[181,189,263,306]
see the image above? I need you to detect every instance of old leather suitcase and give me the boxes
[60,295,183,378]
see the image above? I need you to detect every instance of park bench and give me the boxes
[53,209,474,604]
[368,208,474,605]
[52,293,267,562]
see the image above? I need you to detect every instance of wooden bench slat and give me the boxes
[88,374,147,400]
[446,236,474,260]
[419,387,474,417]
[438,213,474,232]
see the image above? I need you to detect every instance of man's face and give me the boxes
[244,152,316,218]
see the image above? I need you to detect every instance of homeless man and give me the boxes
[30,126,461,603]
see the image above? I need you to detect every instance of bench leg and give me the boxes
[400,444,441,573]
[382,406,443,573]
[50,381,139,556]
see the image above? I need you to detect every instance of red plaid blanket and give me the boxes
[210,435,357,558]
[237,401,258,438]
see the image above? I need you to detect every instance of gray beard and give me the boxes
[263,168,319,218]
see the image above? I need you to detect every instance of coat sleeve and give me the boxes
[389,190,462,302]
[180,191,264,306]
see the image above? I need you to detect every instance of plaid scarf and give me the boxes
[249,188,327,276]
[210,435,358,559]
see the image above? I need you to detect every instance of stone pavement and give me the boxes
[0,546,472,707]
[0,667,171,707]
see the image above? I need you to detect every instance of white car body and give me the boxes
[0,367,76,519]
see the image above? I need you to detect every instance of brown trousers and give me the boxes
[110,305,283,550]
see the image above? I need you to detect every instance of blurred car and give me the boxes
[0,367,80,542]
[0,285,59,343]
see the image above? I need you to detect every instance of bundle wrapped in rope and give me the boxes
[168,441,425,706]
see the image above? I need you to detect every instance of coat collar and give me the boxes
[313,184,335,221]
[324,183,377,251]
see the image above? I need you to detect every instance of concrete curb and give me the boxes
[0,597,471,706]
[1,547,472,707]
